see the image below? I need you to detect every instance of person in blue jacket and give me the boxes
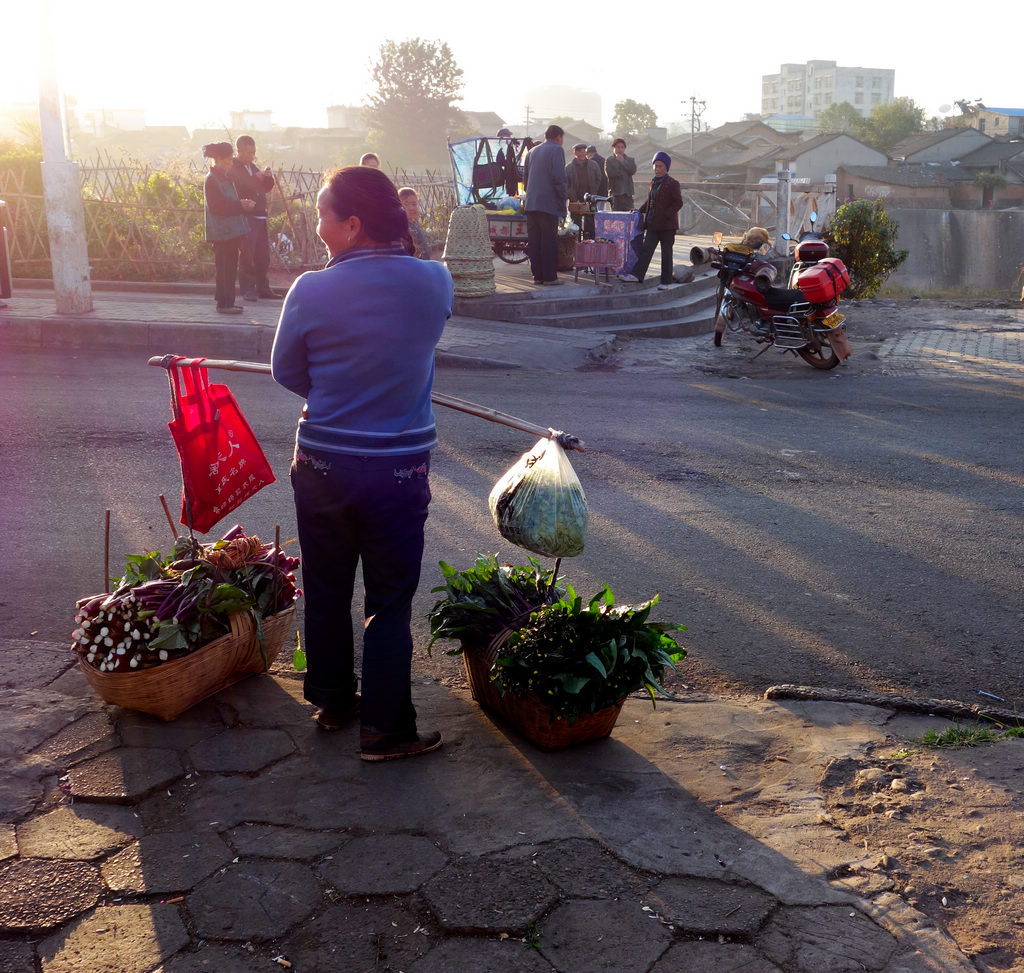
[271,165,454,761]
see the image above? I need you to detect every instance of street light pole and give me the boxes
[38,0,92,314]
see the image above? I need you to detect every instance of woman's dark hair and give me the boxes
[321,166,408,244]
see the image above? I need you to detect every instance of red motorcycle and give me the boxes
[690,217,852,370]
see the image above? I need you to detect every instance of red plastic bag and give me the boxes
[166,358,276,533]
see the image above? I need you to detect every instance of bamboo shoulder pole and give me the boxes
[148,355,585,451]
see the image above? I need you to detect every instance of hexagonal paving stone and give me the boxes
[651,876,776,936]
[158,942,274,972]
[517,838,648,899]
[537,899,672,973]
[651,940,783,971]
[759,905,898,972]
[280,900,433,972]
[227,823,343,861]
[187,728,295,774]
[66,748,185,804]
[0,824,16,862]
[0,859,102,931]
[101,831,234,894]
[408,937,556,972]
[422,857,558,934]
[188,859,321,941]
[320,834,447,894]
[32,711,117,764]
[17,804,141,861]
[37,903,190,973]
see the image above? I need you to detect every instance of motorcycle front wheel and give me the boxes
[713,280,727,346]
[797,341,840,369]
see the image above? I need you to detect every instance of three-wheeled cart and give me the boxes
[449,136,532,264]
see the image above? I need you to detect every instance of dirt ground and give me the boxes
[423,297,1024,971]
[818,729,1024,973]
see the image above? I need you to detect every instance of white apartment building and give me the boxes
[761,60,895,120]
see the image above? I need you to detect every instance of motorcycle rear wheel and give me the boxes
[797,342,840,370]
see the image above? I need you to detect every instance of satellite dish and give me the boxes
[938,104,951,113]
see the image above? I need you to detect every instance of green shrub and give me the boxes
[824,198,908,299]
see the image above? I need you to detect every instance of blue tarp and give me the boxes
[448,137,527,206]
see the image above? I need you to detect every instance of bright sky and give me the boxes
[2,0,1018,138]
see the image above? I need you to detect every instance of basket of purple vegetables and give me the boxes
[72,525,299,720]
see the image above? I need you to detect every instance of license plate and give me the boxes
[821,310,845,330]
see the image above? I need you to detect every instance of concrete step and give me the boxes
[454,274,719,327]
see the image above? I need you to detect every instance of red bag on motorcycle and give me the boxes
[165,358,276,533]
[797,257,850,303]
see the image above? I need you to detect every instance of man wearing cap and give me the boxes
[605,138,637,211]
[523,124,568,285]
[618,151,682,289]
[565,142,602,239]
[231,135,280,301]
[585,145,608,197]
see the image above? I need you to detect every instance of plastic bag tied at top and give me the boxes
[488,436,588,558]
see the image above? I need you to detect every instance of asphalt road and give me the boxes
[2,347,1021,711]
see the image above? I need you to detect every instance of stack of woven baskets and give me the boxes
[443,205,496,297]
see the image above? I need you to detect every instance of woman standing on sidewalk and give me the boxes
[271,165,453,762]
[619,152,683,290]
[202,142,254,314]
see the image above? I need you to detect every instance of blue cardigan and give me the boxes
[271,244,454,456]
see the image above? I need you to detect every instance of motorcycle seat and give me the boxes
[762,286,805,311]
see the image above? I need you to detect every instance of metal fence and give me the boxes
[0,157,457,281]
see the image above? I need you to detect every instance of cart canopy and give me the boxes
[449,136,530,206]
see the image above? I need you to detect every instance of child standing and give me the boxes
[202,142,254,313]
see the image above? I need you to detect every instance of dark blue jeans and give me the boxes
[526,210,558,282]
[291,445,431,735]
[632,228,676,284]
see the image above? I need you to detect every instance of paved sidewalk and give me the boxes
[0,265,614,372]
[0,637,978,972]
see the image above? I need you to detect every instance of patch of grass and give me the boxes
[917,723,1003,749]
[888,747,916,759]
[523,919,542,949]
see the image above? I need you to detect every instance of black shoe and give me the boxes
[313,695,360,731]
[242,291,258,303]
[257,289,283,300]
[216,305,244,314]
[360,727,443,762]
[541,279,564,286]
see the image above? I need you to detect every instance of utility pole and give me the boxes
[686,96,707,159]
[524,105,533,139]
[38,0,92,314]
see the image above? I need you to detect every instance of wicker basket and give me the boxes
[79,605,297,721]
[462,635,625,752]
[556,235,577,272]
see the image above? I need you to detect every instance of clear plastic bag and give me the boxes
[488,437,588,558]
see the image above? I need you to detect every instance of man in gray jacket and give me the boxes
[605,137,638,211]
[523,124,567,285]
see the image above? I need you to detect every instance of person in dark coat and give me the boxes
[523,125,568,285]
[565,142,602,239]
[202,141,255,313]
[618,151,683,288]
[586,145,608,197]
[605,137,638,211]
[231,135,279,301]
